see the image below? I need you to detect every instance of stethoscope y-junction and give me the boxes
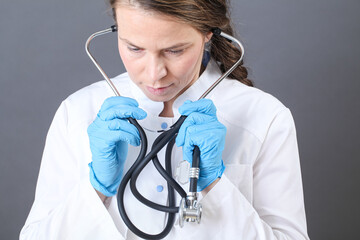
[85,25,244,239]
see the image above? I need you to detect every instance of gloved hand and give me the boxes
[87,96,147,197]
[176,99,226,192]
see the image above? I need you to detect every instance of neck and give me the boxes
[159,101,174,117]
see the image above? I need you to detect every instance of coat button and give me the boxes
[156,185,164,192]
[161,122,168,129]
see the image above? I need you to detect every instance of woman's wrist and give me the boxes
[95,189,111,208]
[201,178,220,195]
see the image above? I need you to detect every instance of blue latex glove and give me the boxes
[87,96,147,196]
[176,99,226,192]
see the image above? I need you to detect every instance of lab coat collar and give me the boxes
[129,59,222,132]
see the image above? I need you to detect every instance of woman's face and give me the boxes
[115,5,212,104]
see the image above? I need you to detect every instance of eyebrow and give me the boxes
[118,36,191,50]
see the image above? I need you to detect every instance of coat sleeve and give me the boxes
[180,108,309,239]
[19,101,124,240]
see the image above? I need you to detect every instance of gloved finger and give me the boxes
[176,112,215,147]
[108,119,142,146]
[178,99,217,116]
[107,118,140,137]
[88,118,141,146]
[97,128,141,146]
[98,105,147,121]
[182,124,226,163]
[100,96,140,112]
[90,139,128,165]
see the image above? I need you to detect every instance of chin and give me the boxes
[145,93,172,103]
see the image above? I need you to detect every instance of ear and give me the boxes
[204,32,213,43]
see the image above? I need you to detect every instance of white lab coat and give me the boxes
[20,60,309,239]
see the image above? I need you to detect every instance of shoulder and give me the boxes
[61,72,132,127]
[66,72,131,104]
[211,79,292,142]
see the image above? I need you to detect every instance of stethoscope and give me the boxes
[85,25,244,239]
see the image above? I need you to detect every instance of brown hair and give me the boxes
[109,0,253,87]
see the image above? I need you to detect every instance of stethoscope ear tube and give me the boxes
[85,25,120,96]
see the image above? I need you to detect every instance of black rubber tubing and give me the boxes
[116,115,200,239]
[189,146,200,193]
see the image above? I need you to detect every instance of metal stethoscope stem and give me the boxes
[85,25,120,96]
[85,25,244,239]
[199,30,244,99]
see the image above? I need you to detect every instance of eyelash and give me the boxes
[128,46,142,53]
[166,49,184,55]
[127,46,184,55]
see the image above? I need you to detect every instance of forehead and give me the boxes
[114,5,201,47]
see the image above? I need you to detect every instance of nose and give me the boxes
[146,55,167,84]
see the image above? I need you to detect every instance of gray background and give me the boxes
[1,0,359,239]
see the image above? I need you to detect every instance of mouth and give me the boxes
[146,85,172,96]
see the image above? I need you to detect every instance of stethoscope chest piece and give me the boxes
[179,193,202,228]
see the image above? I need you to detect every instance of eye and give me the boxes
[127,46,142,53]
[165,49,184,55]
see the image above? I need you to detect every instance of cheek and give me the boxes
[118,47,133,72]
[118,45,142,82]
[174,49,203,84]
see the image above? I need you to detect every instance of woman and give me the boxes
[20,0,309,239]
